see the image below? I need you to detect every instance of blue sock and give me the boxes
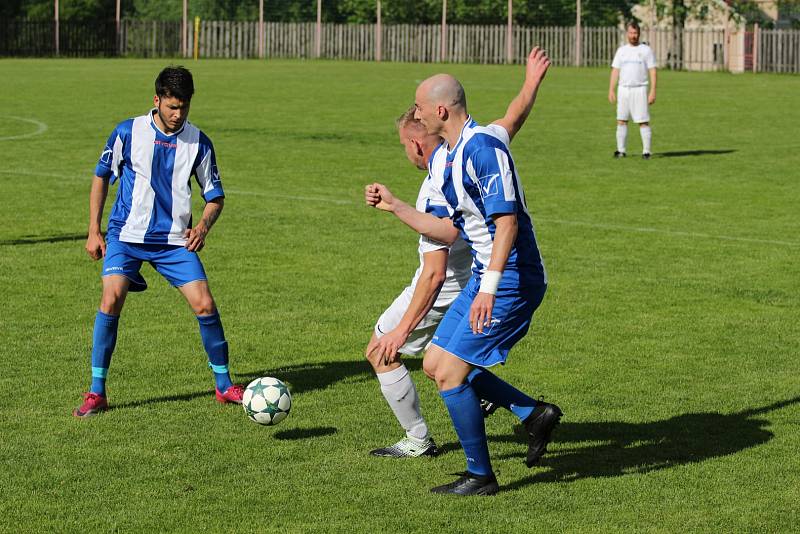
[197,312,233,392]
[467,368,537,422]
[440,383,492,477]
[90,311,120,396]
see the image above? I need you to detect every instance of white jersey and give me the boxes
[612,44,656,87]
[413,171,472,299]
[372,169,472,354]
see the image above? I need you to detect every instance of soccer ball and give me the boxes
[242,377,292,425]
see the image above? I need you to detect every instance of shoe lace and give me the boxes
[392,437,424,452]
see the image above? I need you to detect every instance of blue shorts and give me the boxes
[431,274,546,368]
[102,238,207,292]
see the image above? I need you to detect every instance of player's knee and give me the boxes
[433,370,452,391]
[192,297,216,316]
[422,357,438,381]
[99,292,124,314]
[98,301,121,315]
[364,349,381,368]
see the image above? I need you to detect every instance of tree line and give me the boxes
[2,0,636,26]
[3,0,796,28]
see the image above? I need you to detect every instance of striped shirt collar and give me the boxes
[148,108,187,137]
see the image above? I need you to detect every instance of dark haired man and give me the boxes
[609,21,657,159]
[74,66,243,417]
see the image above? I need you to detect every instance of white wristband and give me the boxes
[479,270,502,295]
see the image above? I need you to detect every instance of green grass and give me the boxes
[0,58,798,532]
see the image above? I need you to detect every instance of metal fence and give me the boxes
[1,19,798,74]
[0,19,116,56]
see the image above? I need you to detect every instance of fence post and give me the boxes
[753,23,759,73]
[315,0,321,58]
[376,1,382,62]
[506,0,513,63]
[259,0,264,58]
[54,0,59,56]
[193,16,199,60]
[575,0,581,66]
[116,0,121,55]
[441,0,447,62]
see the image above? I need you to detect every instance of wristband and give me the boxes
[479,270,502,295]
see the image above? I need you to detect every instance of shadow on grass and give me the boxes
[113,390,217,410]
[490,396,797,489]
[0,233,86,246]
[274,426,337,440]
[239,358,423,395]
[657,149,736,158]
[112,358,411,410]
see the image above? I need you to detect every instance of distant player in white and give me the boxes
[363,48,551,459]
[609,21,657,159]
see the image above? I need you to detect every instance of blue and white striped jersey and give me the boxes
[427,118,546,284]
[94,110,224,245]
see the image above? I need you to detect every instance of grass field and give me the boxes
[0,58,798,532]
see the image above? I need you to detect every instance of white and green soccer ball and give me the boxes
[243,377,292,426]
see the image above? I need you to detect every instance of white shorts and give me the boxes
[374,285,459,356]
[617,85,650,123]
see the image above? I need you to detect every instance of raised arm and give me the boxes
[365,183,459,245]
[491,47,551,142]
[86,176,110,260]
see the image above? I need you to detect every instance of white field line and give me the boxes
[226,188,353,205]
[0,117,48,141]
[1,169,797,247]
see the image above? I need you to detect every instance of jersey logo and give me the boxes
[478,173,500,198]
[479,318,502,336]
[100,146,113,164]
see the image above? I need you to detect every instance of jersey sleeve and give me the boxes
[611,47,623,68]
[645,47,657,69]
[194,133,225,202]
[418,234,449,254]
[485,124,511,146]
[94,126,124,183]
[467,146,517,217]
[418,177,453,253]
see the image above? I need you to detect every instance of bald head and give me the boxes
[414,74,469,140]
[418,74,467,111]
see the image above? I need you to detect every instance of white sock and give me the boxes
[616,124,627,153]
[377,365,428,440]
[640,125,652,154]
